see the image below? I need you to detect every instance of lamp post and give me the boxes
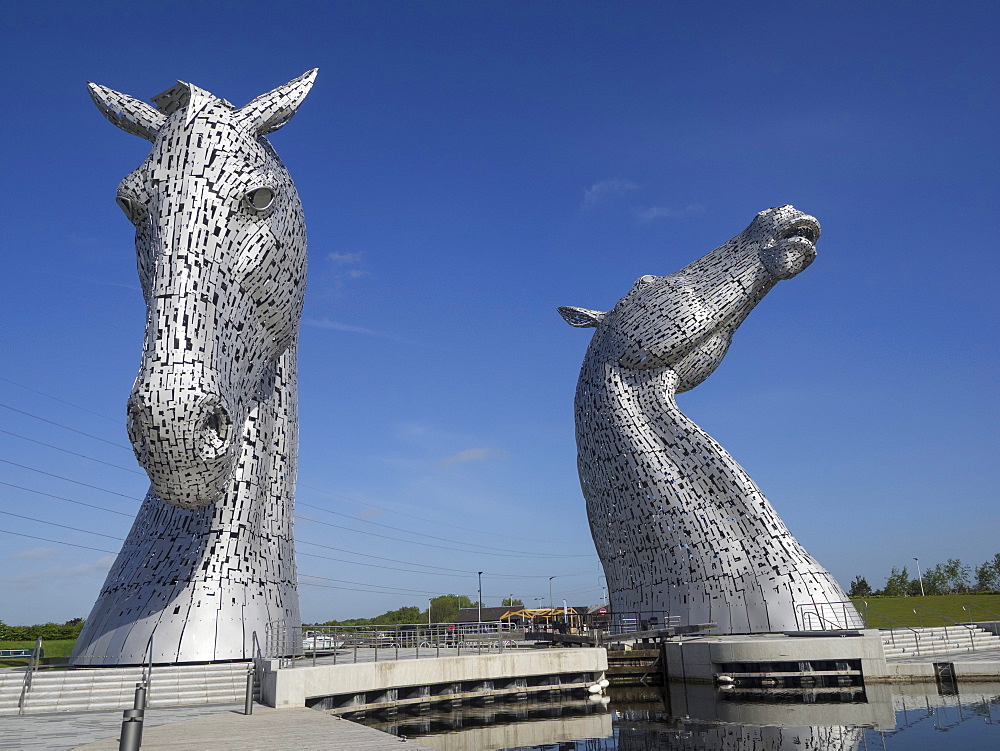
[913,558,925,596]
[478,571,483,624]
[428,598,432,628]
[549,576,555,608]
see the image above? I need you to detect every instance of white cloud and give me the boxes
[8,547,56,561]
[302,318,400,341]
[583,178,640,209]
[394,422,433,441]
[631,203,706,222]
[440,447,500,467]
[328,251,363,265]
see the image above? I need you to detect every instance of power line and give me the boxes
[0,402,131,451]
[0,457,590,560]
[0,510,124,541]
[297,579,440,596]
[0,377,122,424]
[2,413,567,556]
[296,514,592,559]
[0,459,143,501]
[296,539,595,579]
[298,484,569,545]
[0,429,144,475]
[0,382,578,547]
[0,481,133,517]
[295,569,442,596]
[0,528,119,555]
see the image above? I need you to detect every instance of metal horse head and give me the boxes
[88,70,316,509]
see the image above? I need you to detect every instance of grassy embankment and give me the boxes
[0,639,77,668]
[851,594,1000,628]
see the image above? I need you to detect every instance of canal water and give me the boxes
[354,680,1000,750]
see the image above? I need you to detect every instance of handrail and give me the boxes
[962,602,1000,637]
[858,601,924,655]
[794,600,863,631]
[16,637,43,715]
[139,628,155,708]
[912,605,978,651]
[800,609,852,631]
[251,630,264,675]
[247,630,264,714]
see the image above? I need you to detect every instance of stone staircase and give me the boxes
[880,625,1000,659]
[0,662,257,715]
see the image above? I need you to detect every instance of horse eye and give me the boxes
[116,196,135,219]
[246,187,275,211]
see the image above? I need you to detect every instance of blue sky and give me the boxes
[1,1,997,625]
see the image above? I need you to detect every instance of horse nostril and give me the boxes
[206,409,225,440]
[126,397,151,458]
[198,403,232,458]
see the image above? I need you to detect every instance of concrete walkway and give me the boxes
[0,704,434,751]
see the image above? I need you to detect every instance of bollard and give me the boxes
[133,683,147,711]
[119,708,144,751]
[244,664,255,715]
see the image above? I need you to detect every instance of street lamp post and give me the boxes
[913,558,925,596]
[478,571,483,624]
[549,576,555,608]
[428,598,432,628]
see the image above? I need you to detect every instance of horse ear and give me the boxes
[87,83,167,141]
[238,69,318,136]
[558,306,606,328]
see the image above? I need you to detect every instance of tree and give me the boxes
[429,594,474,624]
[882,566,911,596]
[975,553,1000,592]
[378,606,422,625]
[848,576,872,597]
[502,598,525,608]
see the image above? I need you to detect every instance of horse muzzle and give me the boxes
[127,387,238,508]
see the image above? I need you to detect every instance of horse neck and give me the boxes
[236,338,299,504]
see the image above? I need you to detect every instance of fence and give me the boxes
[266,621,522,667]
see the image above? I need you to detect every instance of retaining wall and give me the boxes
[261,648,607,710]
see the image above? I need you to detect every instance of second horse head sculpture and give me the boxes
[561,206,861,633]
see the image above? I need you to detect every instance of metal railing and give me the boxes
[856,600,925,655]
[793,600,865,631]
[16,637,43,715]
[138,629,155,708]
[266,621,521,668]
[608,612,680,635]
[962,602,1000,637]
[912,605,979,651]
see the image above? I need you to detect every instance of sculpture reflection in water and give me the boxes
[71,71,316,665]
[561,206,862,634]
[352,681,1000,750]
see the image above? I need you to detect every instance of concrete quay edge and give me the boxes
[263,647,608,708]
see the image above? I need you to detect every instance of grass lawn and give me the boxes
[0,639,77,667]
[851,593,1000,628]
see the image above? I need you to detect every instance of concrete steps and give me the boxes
[880,626,1000,659]
[0,661,258,715]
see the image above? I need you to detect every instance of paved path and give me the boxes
[0,704,434,751]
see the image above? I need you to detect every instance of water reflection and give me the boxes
[360,694,612,751]
[351,681,1000,750]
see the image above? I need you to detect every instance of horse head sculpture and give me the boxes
[71,72,315,665]
[560,205,861,633]
[88,70,315,508]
